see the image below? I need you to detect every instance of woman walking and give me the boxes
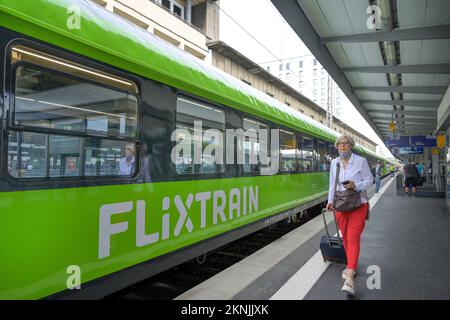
[326,135,374,296]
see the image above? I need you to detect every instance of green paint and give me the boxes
[0,173,328,299]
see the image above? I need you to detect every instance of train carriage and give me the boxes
[0,0,393,299]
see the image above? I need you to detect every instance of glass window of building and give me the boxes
[313,59,317,66]
[280,130,297,172]
[266,66,270,72]
[175,98,225,175]
[321,88,325,96]
[286,72,291,83]
[279,64,283,71]
[321,77,326,85]
[313,79,317,87]
[321,99,325,106]
[159,0,185,19]
[8,45,139,179]
[321,67,325,75]
[313,89,318,97]
[299,70,303,79]
[337,97,342,105]
[286,62,290,70]
[313,68,317,76]
[299,60,303,68]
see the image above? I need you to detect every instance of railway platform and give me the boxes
[175,175,450,300]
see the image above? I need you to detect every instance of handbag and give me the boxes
[333,162,362,212]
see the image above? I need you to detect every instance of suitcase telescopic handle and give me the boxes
[322,208,342,247]
[322,161,343,247]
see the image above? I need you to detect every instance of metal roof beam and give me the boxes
[396,125,436,130]
[373,118,436,123]
[361,99,440,107]
[354,86,447,94]
[381,131,434,135]
[321,24,450,44]
[343,64,450,74]
[369,110,436,117]
[270,0,386,142]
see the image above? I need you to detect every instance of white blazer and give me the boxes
[328,153,374,204]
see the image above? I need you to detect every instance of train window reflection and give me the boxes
[84,139,134,177]
[280,129,297,172]
[14,65,138,138]
[243,118,269,173]
[8,131,47,178]
[175,98,225,175]
[298,136,316,172]
[7,131,136,179]
[7,46,139,180]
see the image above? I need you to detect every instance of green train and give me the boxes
[0,0,394,299]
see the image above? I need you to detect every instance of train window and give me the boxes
[8,131,48,178]
[84,138,133,177]
[14,65,138,138]
[317,140,330,172]
[298,136,316,172]
[49,135,82,177]
[328,141,338,159]
[175,98,225,175]
[243,118,269,173]
[11,46,138,94]
[7,45,139,180]
[7,131,136,178]
[280,129,297,172]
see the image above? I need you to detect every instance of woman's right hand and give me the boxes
[326,203,334,211]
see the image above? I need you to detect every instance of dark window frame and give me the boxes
[3,40,143,184]
[173,93,227,179]
[10,61,140,140]
[241,115,275,177]
[296,133,318,173]
[279,127,297,174]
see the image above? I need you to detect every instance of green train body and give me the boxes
[0,0,394,299]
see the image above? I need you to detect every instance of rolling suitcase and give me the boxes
[320,208,347,264]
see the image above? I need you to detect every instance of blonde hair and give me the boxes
[334,134,355,149]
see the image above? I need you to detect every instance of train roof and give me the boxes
[0,0,389,162]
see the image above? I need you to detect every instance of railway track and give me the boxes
[106,203,324,300]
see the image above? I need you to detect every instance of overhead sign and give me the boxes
[389,121,396,131]
[437,135,445,148]
[386,136,436,148]
[398,146,423,155]
[411,136,437,147]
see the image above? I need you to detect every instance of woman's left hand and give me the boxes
[344,181,356,190]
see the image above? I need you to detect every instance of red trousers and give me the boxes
[335,203,368,270]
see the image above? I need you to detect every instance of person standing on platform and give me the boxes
[403,159,420,198]
[326,135,374,296]
[375,160,382,193]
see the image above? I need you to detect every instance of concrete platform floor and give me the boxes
[305,181,450,300]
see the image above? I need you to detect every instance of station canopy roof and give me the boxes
[271,0,450,141]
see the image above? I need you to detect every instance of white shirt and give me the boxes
[328,153,374,204]
[119,156,135,176]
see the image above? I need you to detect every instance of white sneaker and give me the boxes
[342,279,355,296]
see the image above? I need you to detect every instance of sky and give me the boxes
[218,0,394,158]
